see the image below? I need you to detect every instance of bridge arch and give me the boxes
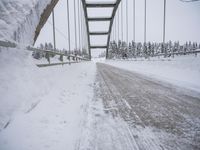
[81,0,121,59]
[34,0,122,59]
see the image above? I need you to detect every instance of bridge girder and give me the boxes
[34,0,59,44]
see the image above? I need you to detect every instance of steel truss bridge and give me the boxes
[81,0,122,59]
[0,0,199,61]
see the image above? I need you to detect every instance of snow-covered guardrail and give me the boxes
[0,40,90,67]
[153,50,200,57]
[0,40,17,48]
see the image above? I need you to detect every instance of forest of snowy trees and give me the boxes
[32,42,88,60]
[108,41,200,59]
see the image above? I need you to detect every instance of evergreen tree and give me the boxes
[40,43,44,50]
[44,42,48,50]
[189,41,192,51]
[168,40,172,54]
[48,42,53,50]
[143,42,148,58]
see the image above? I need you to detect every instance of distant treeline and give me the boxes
[108,40,200,59]
[32,42,88,59]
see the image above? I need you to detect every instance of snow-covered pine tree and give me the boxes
[45,42,48,50]
[40,43,44,50]
[48,42,53,51]
[143,42,148,58]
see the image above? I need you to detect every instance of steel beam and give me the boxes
[88,17,112,21]
[81,0,91,59]
[106,0,122,59]
[89,32,109,35]
[82,0,121,59]
[86,3,116,8]
[90,45,107,49]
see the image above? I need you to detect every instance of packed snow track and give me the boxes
[81,63,200,150]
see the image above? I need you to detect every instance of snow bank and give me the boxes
[0,47,96,150]
[0,0,51,44]
[105,55,200,93]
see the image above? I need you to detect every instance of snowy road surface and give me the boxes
[105,55,200,93]
[78,63,200,150]
[0,55,200,150]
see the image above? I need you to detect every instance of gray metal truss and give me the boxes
[81,0,121,59]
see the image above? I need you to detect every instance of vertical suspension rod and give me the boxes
[74,0,77,50]
[126,0,128,45]
[77,0,81,53]
[121,1,123,42]
[144,0,147,43]
[118,8,120,43]
[163,0,166,43]
[115,14,117,41]
[52,9,56,51]
[66,0,71,54]
[80,1,83,51]
[114,17,116,41]
[133,0,135,42]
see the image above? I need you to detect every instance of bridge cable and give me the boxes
[114,18,116,41]
[47,20,76,46]
[66,0,71,55]
[115,12,117,41]
[163,0,166,44]
[133,0,135,42]
[144,0,147,43]
[77,0,81,53]
[121,1,123,42]
[126,0,128,45]
[114,15,116,42]
[74,0,77,50]
[52,9,56,51]
[118,8,120,43]
[80,1,83,52]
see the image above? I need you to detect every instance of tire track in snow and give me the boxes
[96,63,200,150]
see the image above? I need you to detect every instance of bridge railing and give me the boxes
[0,40,90,67]
[0,40,17,48]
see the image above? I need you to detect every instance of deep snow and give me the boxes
[0,47,96,150]
[0,47,200,149]
[0,0,51,44]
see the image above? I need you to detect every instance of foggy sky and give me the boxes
[35,0,200,57]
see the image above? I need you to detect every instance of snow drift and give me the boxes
[0,0,58,45]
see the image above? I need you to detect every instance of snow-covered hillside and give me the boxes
[0,0,51,44]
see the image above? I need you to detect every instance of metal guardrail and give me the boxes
[27,46,90,61]
[27,46,65,56]
[153,50,200,57]
[0,40,90,63]
[0,40,17,48]
[36,61,78,67]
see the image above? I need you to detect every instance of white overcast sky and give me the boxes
[35,0,200,57]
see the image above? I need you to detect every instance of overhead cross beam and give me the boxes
[89,32,109,35]
[86,3,116,8]
[90,45,107,49]
[81,0,121,59]
[88,17,112,21]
